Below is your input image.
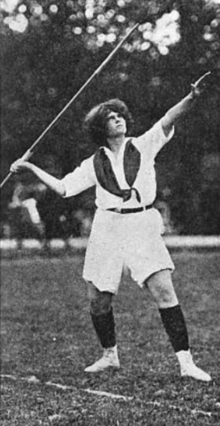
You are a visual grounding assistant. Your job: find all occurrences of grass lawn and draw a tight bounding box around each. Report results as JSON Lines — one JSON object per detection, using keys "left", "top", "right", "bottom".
{"left": 1, "top": 250, "right": 220, "bottom": 425}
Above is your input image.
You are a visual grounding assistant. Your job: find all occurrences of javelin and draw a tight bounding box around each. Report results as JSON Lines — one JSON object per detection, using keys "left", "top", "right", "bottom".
{"left": 0, "top": 3, "right": 174, "bottom": 189}
{"left": 0, "top": 24, "right": 140, "bottom": 189}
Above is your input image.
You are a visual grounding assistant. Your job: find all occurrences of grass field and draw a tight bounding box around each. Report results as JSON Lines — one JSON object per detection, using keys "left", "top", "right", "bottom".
{"left": 1, "top": 250, "right": 220, "bottom": 425}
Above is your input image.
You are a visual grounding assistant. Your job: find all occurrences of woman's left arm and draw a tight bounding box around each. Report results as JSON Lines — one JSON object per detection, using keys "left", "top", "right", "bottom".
{"left": 162, "top": 72, "right": 210, "bottom": 137}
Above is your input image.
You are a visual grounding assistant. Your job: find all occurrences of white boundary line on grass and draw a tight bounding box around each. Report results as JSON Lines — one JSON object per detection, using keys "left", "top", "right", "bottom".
{"left": 84, "top": 388, "right": 133, "bottom": 401}
{"left": 1, "top": 374, "right": 17, "bottom": 380}
{"left": 143, "top": 401, "right": 212, "bottom": 417}
{"left": 45, "top": 380, "right": 73, "bottom": 391}
{"left": 0, "top": 374, "right": 216, "bottom": 417}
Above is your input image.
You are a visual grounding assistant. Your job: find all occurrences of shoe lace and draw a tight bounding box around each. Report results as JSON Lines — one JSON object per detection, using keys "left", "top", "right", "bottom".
{"left": 104, "top": 348, "right": 114, "bottom": 359}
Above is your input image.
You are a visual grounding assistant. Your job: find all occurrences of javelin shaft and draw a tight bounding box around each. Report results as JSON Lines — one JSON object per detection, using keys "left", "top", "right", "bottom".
{"left": 27, "top": 22, "right": 139, "bottom": 154}
{"left": 0, "top": 23, "right": 139, "bottom": 190}
{"left": 0, "top": 172, "right": 13, "bottom": 189}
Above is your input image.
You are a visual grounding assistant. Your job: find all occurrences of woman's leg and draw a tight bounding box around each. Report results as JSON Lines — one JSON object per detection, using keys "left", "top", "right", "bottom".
{"left": 88, "top": 281, "right": 115, "bottom": 348}
{"left": 145, "top": 269, "right": 189, "bottom": 353}
{"left": 144, "top": 269, "right": 211, "bottom": 381}
{"left": 85, "top": 281, "right": 119, "bottom": 372}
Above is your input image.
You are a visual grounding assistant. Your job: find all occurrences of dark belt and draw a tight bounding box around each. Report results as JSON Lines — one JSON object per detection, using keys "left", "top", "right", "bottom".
{"left": 107, "top": 204, "right": 154, "bottom": 214}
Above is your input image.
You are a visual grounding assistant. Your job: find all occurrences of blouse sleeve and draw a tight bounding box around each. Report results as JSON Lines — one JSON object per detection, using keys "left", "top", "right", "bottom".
{"left": 61, "top": 155, "right": 96, "bottom": 198}
{"left": 134, "top": 119, "right": 175, "bottom": 159}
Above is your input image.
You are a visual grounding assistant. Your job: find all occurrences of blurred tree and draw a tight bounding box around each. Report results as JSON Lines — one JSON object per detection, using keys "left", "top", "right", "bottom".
{"left": 1, "top": 0, "right": 220, "bottom": 235}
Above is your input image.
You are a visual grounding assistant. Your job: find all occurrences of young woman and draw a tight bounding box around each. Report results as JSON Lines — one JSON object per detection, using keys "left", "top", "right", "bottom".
{"left": 11, "top": 81, "right": 211, "bottom": 381}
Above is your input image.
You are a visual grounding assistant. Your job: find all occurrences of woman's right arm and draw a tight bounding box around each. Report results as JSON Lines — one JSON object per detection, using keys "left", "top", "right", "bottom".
{"left": 10, "top": 159, "right": 66, "bottom": 197}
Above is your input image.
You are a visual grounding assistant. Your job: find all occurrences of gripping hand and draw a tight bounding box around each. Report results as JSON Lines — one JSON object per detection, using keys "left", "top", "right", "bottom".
{"left": 191, "top": 71, "right": 211, "bottom": 97}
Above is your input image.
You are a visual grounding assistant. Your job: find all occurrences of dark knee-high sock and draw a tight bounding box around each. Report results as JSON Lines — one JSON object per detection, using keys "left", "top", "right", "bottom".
{"left": 159, "top": 304, "right": 189, "bottom": 352}
{"left": 91, "top": 307, "right": 116, "bottom": 349}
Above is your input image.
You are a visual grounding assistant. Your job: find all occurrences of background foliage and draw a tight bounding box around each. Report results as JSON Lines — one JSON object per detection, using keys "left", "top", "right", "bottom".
{"left": 1, "top": 0, "right": 220, "bottom": 235}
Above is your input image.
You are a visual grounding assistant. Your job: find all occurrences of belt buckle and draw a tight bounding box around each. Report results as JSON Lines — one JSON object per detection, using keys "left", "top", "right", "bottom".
{"left": 115, "top": 207, "right": 122, "bottom": 213}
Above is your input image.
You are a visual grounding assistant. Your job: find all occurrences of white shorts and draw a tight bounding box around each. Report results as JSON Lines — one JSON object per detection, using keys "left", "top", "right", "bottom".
{"left": 83, "top": 208, "right": 174, "bottom": 294}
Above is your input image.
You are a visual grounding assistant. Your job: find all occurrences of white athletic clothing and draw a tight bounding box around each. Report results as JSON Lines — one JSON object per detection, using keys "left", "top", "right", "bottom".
{"left": 83, "top": 208, "right": 174, "bottom": 293}
{"left": 61, "top": 118, "right": 175, "bottom": 292}
{"left": 62, "top": 120, "right": 174, "bottom": 209}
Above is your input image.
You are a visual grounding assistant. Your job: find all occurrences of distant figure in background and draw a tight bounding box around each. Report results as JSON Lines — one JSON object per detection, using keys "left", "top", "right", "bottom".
{"left": 155, "top": 187, "right": 175, "bottom": 234}
{"left": 74, "top": 209, "right": 93, "bottom": 237}
{"left": 37, "top": 188, "right": 68, "bottom": 243}
{"left": 10, "top": 76, "right": 212, "bottom": 382}
{"left": 36, "top": 154, "right": 72, "bottom": 245}
{"left": 8, "top": 181, "right": 45, "bottom": 246}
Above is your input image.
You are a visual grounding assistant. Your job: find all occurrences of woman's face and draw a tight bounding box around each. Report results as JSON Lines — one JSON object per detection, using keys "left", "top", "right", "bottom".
{"left": 105, "top": 111, "right": 127, "bottom": 138}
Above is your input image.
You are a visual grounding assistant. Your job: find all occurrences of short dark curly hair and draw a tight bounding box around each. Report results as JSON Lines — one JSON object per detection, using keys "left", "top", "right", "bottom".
{"left": 83, "top": 98, "right": 133, "bottom": 147}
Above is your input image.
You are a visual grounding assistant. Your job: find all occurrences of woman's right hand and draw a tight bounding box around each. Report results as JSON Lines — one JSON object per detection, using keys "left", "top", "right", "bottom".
{"left": 10, "top": 159, "right": 32, "bottom": 174}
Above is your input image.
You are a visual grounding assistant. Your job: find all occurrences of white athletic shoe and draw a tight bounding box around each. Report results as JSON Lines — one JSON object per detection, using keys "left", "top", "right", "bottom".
{"left": 176, "top": 350, "right": 212, "bottom": 382}
{"left": 84, "top": 345, "right": 120, "bottom": 373}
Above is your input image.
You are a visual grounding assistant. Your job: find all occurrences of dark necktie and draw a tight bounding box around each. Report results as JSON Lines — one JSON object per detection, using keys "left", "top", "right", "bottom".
{"left": 93, "top": 139, "right": 141, "bottom": 203}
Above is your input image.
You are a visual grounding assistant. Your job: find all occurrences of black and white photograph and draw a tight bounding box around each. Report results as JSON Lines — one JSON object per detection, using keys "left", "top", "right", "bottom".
{"left": 1, "top": 1, "right": 220, "bottom": 425}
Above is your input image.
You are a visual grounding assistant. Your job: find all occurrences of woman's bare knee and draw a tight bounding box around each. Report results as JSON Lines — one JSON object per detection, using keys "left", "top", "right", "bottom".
{"left": 87, "top": 281, "right": 113, "bottom": 315}
{"left": 145, "top": 270, "right": 179, "bottom": 308}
